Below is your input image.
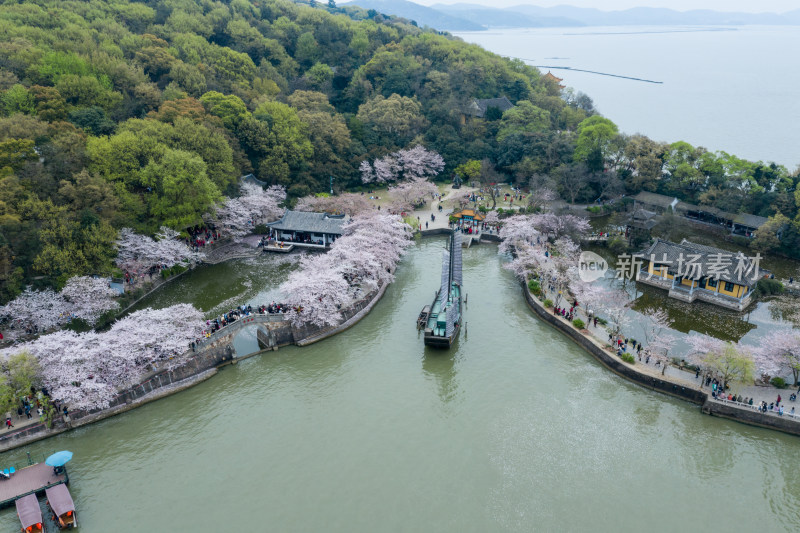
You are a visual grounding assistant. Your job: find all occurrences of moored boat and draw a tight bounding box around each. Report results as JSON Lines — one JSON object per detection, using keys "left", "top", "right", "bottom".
{"left": 15, "top": 494, "right": 44, "bottom": 533}
{"left": 46, "top": 483, "right": 77, "bottom": 529}
{"left": 422, "top": 231, "right": 463, "bottom": 348}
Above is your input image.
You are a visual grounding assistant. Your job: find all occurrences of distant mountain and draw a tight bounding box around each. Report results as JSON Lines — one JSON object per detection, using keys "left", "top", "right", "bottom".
{"left": 431, "top": 3, "right": 583, "bottom": 28}
{"left": 507, "top": 4, "right": 795, "bottom": 26}
{"left": 343, "top": 0, "right": 800, "bottom": 30}
{"left": 339, "top": 0, "right": 482, "bottom": 30}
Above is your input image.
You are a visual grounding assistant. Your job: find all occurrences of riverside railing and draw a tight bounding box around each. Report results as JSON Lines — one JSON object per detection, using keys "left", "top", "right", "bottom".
{"left": 194, "top": 312, "right": 289, "bottom": 350}
{"left": 710, "top": 396, "right": 800, "bottom": 421}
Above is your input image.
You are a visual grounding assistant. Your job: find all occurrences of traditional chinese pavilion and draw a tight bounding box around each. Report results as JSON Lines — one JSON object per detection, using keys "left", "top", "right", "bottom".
{"left": 543, "top": 71, "right": 565, "bottom": 89}
{"left": 267, "top": 210, "right": 348, "bottom": 247}
{"left": 451, "top": 208, "right": 485, "bottom": 222}
{"left": 636, "top": 238, "right": 766, "bottom": 311}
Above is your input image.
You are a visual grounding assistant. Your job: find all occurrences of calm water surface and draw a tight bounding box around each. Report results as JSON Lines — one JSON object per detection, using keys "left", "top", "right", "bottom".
{"left": 454, "top": 26, "right": 800, "bottom": 169}
{"left": 2, "top": 239, "right": 799, "bottom": 531}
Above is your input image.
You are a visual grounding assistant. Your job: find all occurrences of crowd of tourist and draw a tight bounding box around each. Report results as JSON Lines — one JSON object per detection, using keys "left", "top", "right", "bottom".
{"left": 186, "top": 225, "right": 220, "bottom": 250}
{"left": 194, "top": 302, "right": 293, "bottom": 343}
{"left": 4, "top": 389, "right": 70, "bottom": 431}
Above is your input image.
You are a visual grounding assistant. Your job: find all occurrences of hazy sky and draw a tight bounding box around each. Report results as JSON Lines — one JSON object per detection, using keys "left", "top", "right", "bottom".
{"left": 417, "top": 1, "right": 797, "bottom": 13}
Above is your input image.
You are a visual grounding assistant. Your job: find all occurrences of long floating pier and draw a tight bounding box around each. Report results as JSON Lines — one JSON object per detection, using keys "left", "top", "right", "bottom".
{"left": 0, "top": 462, "right": 67, "bottom": 509}
{"left": 504, "top": 56, "right": 664, "bottom": 84}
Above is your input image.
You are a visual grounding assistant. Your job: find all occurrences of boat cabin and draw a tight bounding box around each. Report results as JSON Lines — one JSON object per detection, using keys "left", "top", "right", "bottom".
{"left": 15, "top": 494, "right": 43, "bottom": 533}
{"left": 46, "top": 484, "right": 77, "bottom": 529}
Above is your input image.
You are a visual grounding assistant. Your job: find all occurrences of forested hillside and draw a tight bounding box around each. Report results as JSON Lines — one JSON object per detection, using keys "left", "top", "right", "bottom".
{"left": 0, "top": 0, "right": 798, "bottom": 303}
{"left": 0, "top": 0, "right": 563, "bottom": 299}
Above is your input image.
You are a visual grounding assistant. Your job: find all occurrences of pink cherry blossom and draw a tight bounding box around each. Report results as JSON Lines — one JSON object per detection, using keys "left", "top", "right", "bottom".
{"left": 361, "top": 146, "right": 445, "bottom": 184}
{"left": 388, "top": 177, "right": 438, "bottom": 212}
{"left": 212, "top": 182, "right": 286, "bottom": 241}
{"left": 754, "top": 329, "right": 800, "bottom": 384}
{"left": 0, "top": 276, "right": 120, "bottom": 342}
{"left": 393, "top": 145, "right": 445, "bottom": 179}
{"left": 295, "top": 193, "right": 374, "bottom": 216}
{"left": 1, "top": 304, "right": 205, "bottom": 410}
{"left": 115, "top": 227, "right": 204, "bottom": 274}
{"left": 280, "top": 211, "right": 412, "bottom": 326}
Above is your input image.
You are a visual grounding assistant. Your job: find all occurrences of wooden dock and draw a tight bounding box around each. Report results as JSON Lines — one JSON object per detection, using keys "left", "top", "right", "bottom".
{"left": 0, "top": 462, "right": 67, "bottom": 509}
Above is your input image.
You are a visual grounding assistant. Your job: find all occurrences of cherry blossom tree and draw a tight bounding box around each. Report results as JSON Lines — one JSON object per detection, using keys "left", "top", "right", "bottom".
{"left": 498, "top": 215, "right": 541, "bottom": 255}
{"left": 212, "top": 182, "right": 286, "bottom": 241}
{"left": 60, "top": 276, "right": 120, "bottom": 324}
{"left": 549, "top": 237, "right": 581, "bottom": 305}
{"left": 360, "top": 146, "right": 445, "bottom": 184}
{"left": 295, "top": 193, "right": 373, "bottom": 216}
{"left": 571, "top": 278, "right": 607, "bottom": 316}
{"left": 531, "top": 213, "right": 591, "bottom": 242}
{"left": 280, "top": 212, "right": 412, "bottom": 327}
{"left": 0, "top": 276, "right": 120, "bottom": 342}
{"left": 686, "top": 335, "right": 755, "bottom": 388}
{"left": 527, "top": 187, "right": 557, "bottom": 213}
{"left": 598, "top": 287, "right": 631, "bottom": 339}
{"left": 388, "top": 177, "right": 438, "bottom": 212}
{"left": 0, "top": 288, "right": 71, "bottom": 342}
{"left": 503, "top": 243, "right": 549, "bottom": 284}
{"left": 371, "top": 155, "right": 400, "bottom": 184}
{"left": 641, "top": 308, "right": 676, "bottom": 373}
{"left": 394, "top": 145, "right": 445, "bottom": 179}
{"left": 755, "top": 329, "right": 800, "bottom": 385}
{"left": 359, "top": 160, "right": 375, "bottom": 184}
{"left": 281, "top": 258, "right": 351, "bottom": 327}
{"left": 115, "top": 227, "right": 204, "bottom": 274}
{"left": 484, "top": 210, "right": 500, "bottom": 227}
{"left": 1, "top": 304, "right": 205, "bottom": 410}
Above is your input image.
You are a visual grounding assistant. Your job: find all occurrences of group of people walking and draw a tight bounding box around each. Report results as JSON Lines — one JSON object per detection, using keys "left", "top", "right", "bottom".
{"left": 196, "top": 302, "right": 292, "bottom": 342}
{"left": 186, "top": 225, "right": 220, "bottom": 250}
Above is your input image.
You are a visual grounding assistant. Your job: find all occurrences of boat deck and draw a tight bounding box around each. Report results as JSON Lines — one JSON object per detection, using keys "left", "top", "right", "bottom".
{"left": 425, "top": 284, "right": 461, "bottom": 337}
{"left": 0, "top": 463, "right": 67, "bottom": 509}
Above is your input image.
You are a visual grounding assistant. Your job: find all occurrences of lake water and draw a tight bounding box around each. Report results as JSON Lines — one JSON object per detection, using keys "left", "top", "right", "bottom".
{"left": 453, "top": 26, "right": 800, "bottom": 169}
{"left": 3, "top": 239, "right": 799, "bottom": 531}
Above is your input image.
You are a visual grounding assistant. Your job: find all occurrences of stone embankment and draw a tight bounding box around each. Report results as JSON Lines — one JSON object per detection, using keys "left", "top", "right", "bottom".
{"left": 520, "top": 281, "right": 800, "bottom": 437}
{"left": 0, "top": 281, "right": 390, "bottom": 453}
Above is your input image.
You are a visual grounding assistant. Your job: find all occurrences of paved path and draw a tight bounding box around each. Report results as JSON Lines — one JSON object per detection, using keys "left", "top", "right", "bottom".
{"left": 528, "top": 239, "right": 797, "bottom": 416}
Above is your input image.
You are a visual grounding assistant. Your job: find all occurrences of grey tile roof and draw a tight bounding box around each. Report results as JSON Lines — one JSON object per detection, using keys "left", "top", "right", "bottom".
{"left": 267, "top": 210, "right": 348, "bottom": 235}
{"left": 627, "top": 208, "right": 658, "bottom": 229}
{"left": 732, "top": 213, "right": 769, "bottom": 229}
{"left": 675, "top": 201, "right": 768, "bottom": 229}
{"left": 632, "top": 191, "right": 678, "bottom": 209}
{"left": 632, "top": 208, "right": 656, "bottom": 220}
{"left": 675, "top": 201, "right": 729, "bottom": 218}
{"left": 640, "top": 238, "right": 763, "bottom": 288}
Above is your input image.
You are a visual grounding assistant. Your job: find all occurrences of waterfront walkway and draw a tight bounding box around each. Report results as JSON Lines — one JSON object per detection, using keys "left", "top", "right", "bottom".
{"left": 538, "top": 279, "right": 800, "bottom": 424}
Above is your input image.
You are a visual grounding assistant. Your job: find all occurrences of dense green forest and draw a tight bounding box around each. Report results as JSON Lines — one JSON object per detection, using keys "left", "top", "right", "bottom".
{"left": 0, "top": 0, "right": 798, "bottom": 303}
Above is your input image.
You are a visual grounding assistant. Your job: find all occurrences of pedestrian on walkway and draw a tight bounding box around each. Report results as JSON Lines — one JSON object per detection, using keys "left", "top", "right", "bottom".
{"left": 5, "top": 415, "right": 13, "bottom": 430}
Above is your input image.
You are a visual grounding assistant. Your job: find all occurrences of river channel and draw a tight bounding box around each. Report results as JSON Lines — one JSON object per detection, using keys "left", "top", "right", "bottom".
{"left": 2, "top": 238, "right": 799, "bottom": 531}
